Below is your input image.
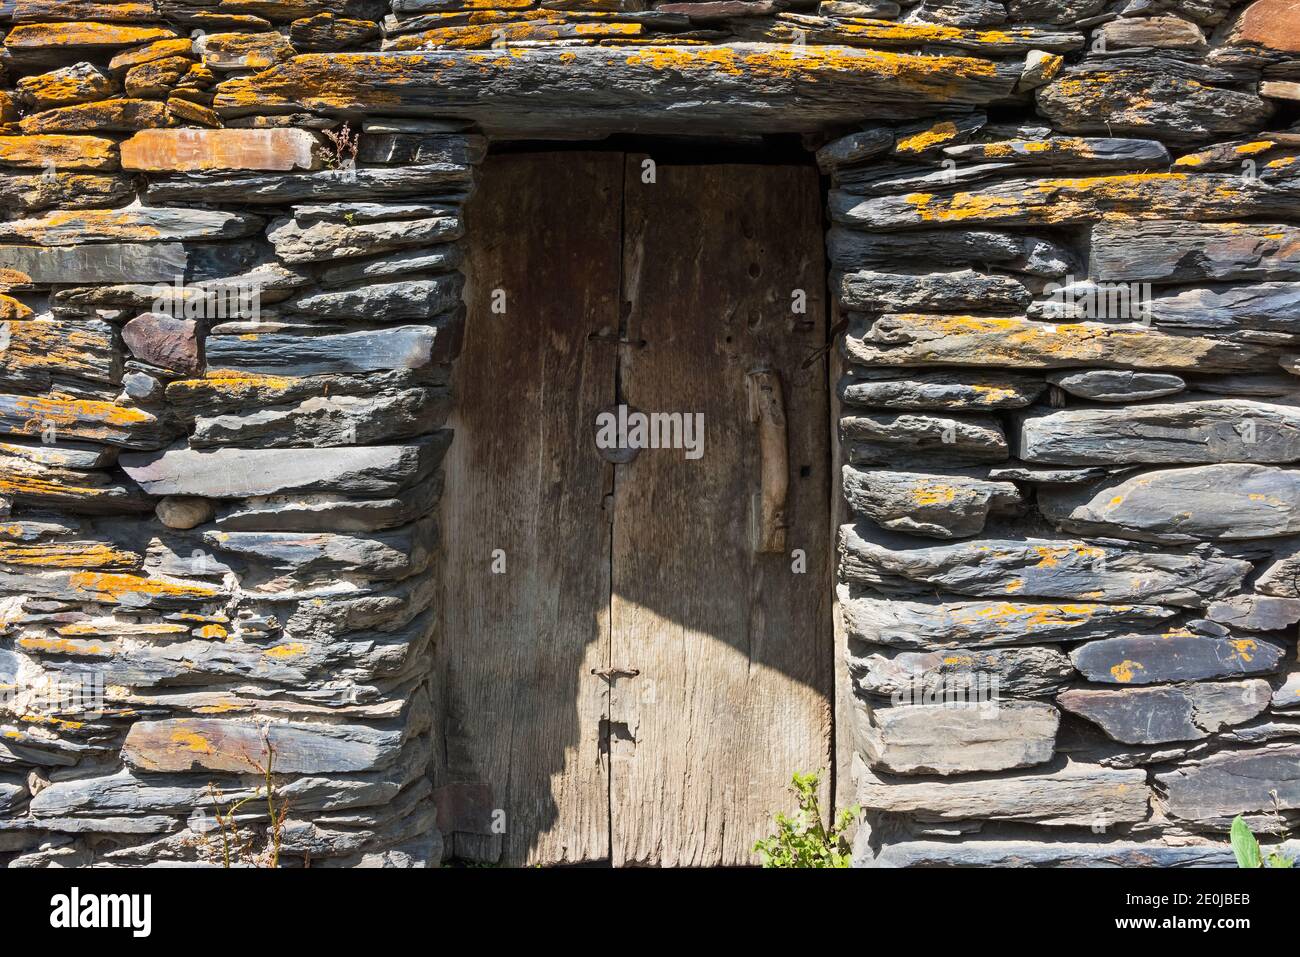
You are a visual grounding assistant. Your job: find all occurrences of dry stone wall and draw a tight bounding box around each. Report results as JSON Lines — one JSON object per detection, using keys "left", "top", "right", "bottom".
{"left": 0, "top": 0, "right": 1294, "bottom": 867}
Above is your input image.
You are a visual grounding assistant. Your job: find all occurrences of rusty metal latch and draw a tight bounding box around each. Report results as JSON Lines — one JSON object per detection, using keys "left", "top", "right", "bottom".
{"left": 592, "top": 666, "right": 641, "bottom": 680}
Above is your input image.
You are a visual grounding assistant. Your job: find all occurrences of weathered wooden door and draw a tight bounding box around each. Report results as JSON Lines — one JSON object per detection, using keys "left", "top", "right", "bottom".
{"left": 438, "top": 150, "right": 831, "bottom": 867}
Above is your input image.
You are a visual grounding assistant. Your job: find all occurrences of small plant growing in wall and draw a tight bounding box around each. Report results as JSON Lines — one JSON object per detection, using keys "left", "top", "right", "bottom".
{"left": 753, "top": 771, "right": 859, "bottom": 868}
{"left": 321, "top": 123, "right": 359, "bottom": 172}
{"left": 191, "top": 733, "right": 290, "bottom": 868}
{"left": 1230, "top": 815, "right": 1293, "bottom": 868}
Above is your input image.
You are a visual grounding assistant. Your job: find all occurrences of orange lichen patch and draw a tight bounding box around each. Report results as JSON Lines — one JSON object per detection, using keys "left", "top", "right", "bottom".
{"left": 4, "top": 22, "right": 178, "bottom": 50}
{"left": 962, "top": 601, "right": 1110, "bottom": 627}
{"left": 0, "top": 295, "right": 33, "bottom": 321}
{"left": 195, "top": 623, "right": 228, "bottom": 640}
{"left": 199, "top": 31, "right": 295, "bottom": 69}
{"left": 0, "top": 134, "right": 119, "bottom": 171}
{"left": 894, "top": 120, "right": 958, "bottom": 154}
{"left": 0, "top": 207, "right": 176, "bottom": 243}
{"left": 0, "top": 393, "right": 152, "bottom": 434}
{"left": 167, "top": 372, "right": 299, "bottom": 404}
{"left": 263, "top": 642, "right": 307, "bottom": 658}
{"left": 1004, "top": 578, "right": 1025, "bottom": 593}
{"left": 109, "top": 36, "right": 195, "bottom": 72}
{"left": 1229, "top": 638, "right": 1259, "bottom": 662}
{"left": 18, "top": 636, "right": 110, "bottom": 656}
{"left": 20, "top": 713, "right": 84, "bottom": 731}
{"left": 215, "top": 42, "right": 1012, "bottom": 117}
{"left": 0, "top": 319, "right": 118, "bottom": 386}
{"left": 67, "top": 571, "right": 222, "bottom": 604}
{"left": 57, "top": 620, "right": 187, "bottom": 636}
{"left": 170, "top": 727, "right": 213, "bottom": 755}
{"left": 194, "top": 701, "right": 242, "bottom": 714}
{"left": 0, "top": 540, "right": 140, "bottom": 570}
{"left": 18, "top": 98, "right": 169, "bottom": 134}
{"left": 387, "top": 18, "right": 640, "bottom": 50}
{"left": 1110, "top": 660, "right": 1143, "bottom": 683}
{"left": 969, "top": 383, "right": 1018, "bottom": 402}
{"left": 911, "top": 483, "right": 956, "bottom": 505}
{"left": 943, "top": 655, "right": 974, "bottom": 665}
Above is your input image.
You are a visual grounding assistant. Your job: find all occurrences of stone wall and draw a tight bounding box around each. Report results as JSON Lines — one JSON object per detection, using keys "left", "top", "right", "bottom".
{"left": 0, "top": 0, "right": 1295, "bottom": 867}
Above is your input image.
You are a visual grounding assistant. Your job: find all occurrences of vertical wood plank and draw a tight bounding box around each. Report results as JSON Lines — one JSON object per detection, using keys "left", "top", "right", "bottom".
{"left": 610, "top": 158, "right": 832, "bottom": 867}
{"left": 435, "top": 151, "right": 621, "bottom": 866}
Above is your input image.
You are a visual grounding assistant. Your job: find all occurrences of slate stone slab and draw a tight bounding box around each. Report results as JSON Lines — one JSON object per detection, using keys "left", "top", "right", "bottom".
{"left": 840, "top": 524, "right": 1251, "bottom": 606}
{"left": 0, "top": 393, "right": 171, "bottom": 450}
{"left": 1046, "top": 369, "right": 1185, "bottom": 402}
{"left": 120, "top": 435, "right": 450, "bottom": 498}
{"left": 0, "top": 243, "right": 189, "bottom": 284}
{"left": 842, "top": 468, "right": 1020, "bottom": 539}
{"left": 827, "top": 226, "right": 1072, "bottom": 277}
{"left": 1071, "top": 633, "right": 1288, "bottom": 685}
{"left": 838, "top": 367, "right": 1045, "bottom": 410}
{"left": 844, "top": 314, "right": 1278, "bottom": 373}
{"left": 0, "top": 569, "right": 223, "bottom": 608}
{"left": 1147, "top": 282, "right": 1300, "bottom": 335}
{"left": 1039, "top": 464, "right": 1300, "bottom": 542}
{"left": 841, "top": 410, "right": 1008, "bottom": 466}
{"left": 834, "top": 268, "right": 1031, "bottom": 312}
{"left": 1058, "top": 681, "right": 1272, "bottom": 744}
{"left": 1157, "top": 745, "right": 1300, "bottom": 822}
{"left": 1036, "top": 69, "right": 1273, "bottom": 142}
{"left": 1206, "top": 594, "right": 1300, "bottom": 631}
{"left": 203, "top": 325, "right": 450, "bottom": 376}
{"left": 145, "top": 162, "right": 474, "bottom": 203}
{"left": 357, "top": 132, "right": 486, "bottom": 166}
{"left": 1017, "top": 399, "right": 1300, "bottom": 466}
{"left": 943, "top": 135, "right": 1171, "bottom": 169}
{"left": 1091, "top": 221, "right": 1300, "bottom": 283}
{"left": 831, "top": 172, "right": 1300, "bottom": 230}
{"left": 840, "top": 589, "right": 1175, "bottom": 649}
{"left": 191, "top": 387, "right": 448, "bottom": 449}
{"left": 855, "top": 760, "right": 1150, "bottom": 825}
{"left": 215, "top": 470, "right": 444, "bottom": 534}
{"left": 120, "top": 128, "right": 324, "bottom": 172}
{"left": 268, "top": 212, "right": 463, "bottom": 263}
{"left": 863, "top": 838, "right": 1266, "bottom": 867}
{"left": 282, "top": 276, "right": 464, "bottom": 322}
{"left": 211, "top": 45, "right": 1024, "bottom": 135}
{"left": 123, "top": 717, "right": 405, "bottom": 774}
{"left": 848, "top": 643, "right": 1075, "bottom": 699}
{"left": 0, "top": 207, "right": 264, "bottom": 244}
{"left": 860, "top": 700, "right": 1060, "bottom": 775}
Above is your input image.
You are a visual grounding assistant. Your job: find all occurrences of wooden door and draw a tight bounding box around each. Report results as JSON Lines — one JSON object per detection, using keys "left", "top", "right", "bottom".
{"left": 439, "top": 150, "right": 831, "bottom": 867}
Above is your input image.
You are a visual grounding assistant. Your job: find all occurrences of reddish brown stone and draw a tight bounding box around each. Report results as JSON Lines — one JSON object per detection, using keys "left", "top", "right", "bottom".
{"left": 122, "top": 312, "right": 202, "bottom": 375}
{"left": 122, "top": 128, "right": 322, "bottom": 171}
{"left": 1231, "top": 0, "right": 1300, "bottom": 53}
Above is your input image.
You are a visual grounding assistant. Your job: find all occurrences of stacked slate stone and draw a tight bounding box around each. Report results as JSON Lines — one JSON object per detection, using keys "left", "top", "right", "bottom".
{"left": 0, "top": 0, "right": 1297, "bottom": 870}
{"left": 827, "top": 2, "right": 1300, "bottom": 866}
{"left": 0, "top": 1, "right": 478, "bottom": 867}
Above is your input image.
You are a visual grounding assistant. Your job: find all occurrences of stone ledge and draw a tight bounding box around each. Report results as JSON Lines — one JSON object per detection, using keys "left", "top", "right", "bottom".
{"left": 211, "top": 44, "right": 1024, "bottom": 135}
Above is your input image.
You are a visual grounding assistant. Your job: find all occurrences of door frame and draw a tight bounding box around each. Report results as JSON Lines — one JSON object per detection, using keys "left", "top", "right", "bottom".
{"left": 434, "top": 141, "right": 845, "bottom": 865}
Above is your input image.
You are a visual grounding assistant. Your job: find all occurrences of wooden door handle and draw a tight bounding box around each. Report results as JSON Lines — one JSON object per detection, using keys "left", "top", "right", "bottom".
{"left": 746, "top": 368, "right": 789, "bottom": 554}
